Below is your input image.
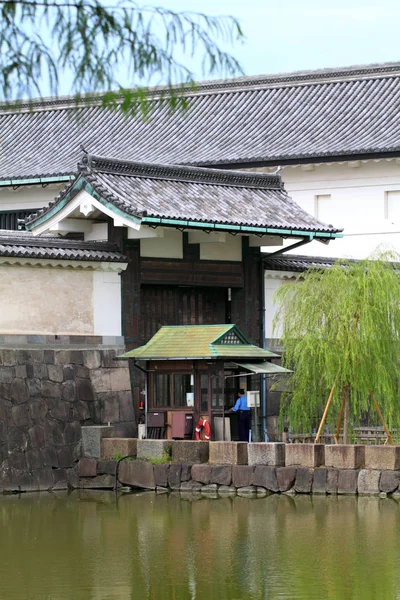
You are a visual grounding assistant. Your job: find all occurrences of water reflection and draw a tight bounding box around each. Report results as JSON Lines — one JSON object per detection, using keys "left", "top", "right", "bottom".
{"left": 0, "top": 492, "right": 399, "bottom": 599}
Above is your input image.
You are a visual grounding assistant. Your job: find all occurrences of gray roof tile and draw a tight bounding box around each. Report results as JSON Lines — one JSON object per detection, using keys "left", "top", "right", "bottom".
{"left": 2, "top": 62, "right": 400, "bottom": 180}
{"left": 25, "top": 155, "right": 342, "bottom": 235}
{"left": 0, "top": 229, "right": 126, "bottom": 262}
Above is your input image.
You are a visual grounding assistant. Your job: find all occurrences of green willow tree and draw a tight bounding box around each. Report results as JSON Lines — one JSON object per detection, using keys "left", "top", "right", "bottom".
{"left": 273, "top": 252, "right": 400, "bottom": 441}
{"left": 0, "top": 0, "right": 243, "bottom": 111}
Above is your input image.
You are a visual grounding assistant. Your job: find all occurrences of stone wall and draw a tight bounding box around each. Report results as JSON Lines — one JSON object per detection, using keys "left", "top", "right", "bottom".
{"left": 75, "top": 441, "right": 400, "bottom": 497}
{"left": 78, "top": 458, "right": 400, "bottom": 497}
{"left": 0, "top": 345, "right": 134, "bottom": 492}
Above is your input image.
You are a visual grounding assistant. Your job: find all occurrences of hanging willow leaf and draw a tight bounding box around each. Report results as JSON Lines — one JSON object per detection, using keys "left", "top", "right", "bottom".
{"left": 273, "top": 251, "right": 400, "bottom": 434}
{"left": 0, "top": 0, "right": 243, "bottom": 112}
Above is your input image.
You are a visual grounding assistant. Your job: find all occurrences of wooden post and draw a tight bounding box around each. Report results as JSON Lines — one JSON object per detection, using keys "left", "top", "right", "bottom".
{"left": 369, "top": 390, "right": 394, "bottom": 446}
{"left": 334, "top": 386, "right": 347, "bottom": 444}
{"left": 343, "top": 386, "right": 350, "bottom": 444}
{"left": 315, "top": 381, "right": 336, "bottom": 443}
{"left": 343, "top": 397, "right": 349, "bottom": 444}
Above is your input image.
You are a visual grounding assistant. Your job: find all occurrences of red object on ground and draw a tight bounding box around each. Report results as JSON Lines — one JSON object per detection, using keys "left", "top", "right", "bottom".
{"left": 194, "top": 419, "right": 211, "bottom": 441}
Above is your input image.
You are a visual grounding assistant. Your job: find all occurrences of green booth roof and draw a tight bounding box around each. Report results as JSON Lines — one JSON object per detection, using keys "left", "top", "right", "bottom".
{"left": 118, "top": 324, "right": 279, "bottom": 361}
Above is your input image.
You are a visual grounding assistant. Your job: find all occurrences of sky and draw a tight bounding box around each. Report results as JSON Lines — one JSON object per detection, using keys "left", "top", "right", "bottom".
{"left": 161, "top": 0, "right": 400, "bottom": 79}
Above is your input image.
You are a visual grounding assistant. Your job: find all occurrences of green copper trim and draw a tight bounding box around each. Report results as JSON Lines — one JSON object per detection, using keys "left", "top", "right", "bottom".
{"left": 0, "top": 175, "right": 74, "bottom": 187}
{"left": 142, "top": 217, "right": 342, "bottom": 238}
{"left": 25, "top": 177, "right": 141, "bottom": 230}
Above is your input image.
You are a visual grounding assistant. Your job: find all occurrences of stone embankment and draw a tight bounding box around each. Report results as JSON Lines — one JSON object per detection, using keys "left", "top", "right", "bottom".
{"left": 76, "top": 440, "right": 400, "bottom": 497}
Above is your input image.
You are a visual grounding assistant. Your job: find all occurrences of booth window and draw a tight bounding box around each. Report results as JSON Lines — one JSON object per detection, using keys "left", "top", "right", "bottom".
{"left": 211, "top": 374, "right": 224, "bottom": 408}
{"left": 153, "top": 373, "right": 193, "bottom": 408}
{"left": 200, "top": 374, "right": 208, "bottom": 413}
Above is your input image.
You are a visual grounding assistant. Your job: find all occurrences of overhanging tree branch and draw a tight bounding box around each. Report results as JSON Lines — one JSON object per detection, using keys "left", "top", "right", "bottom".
{"left": 0, "top": 0, "right": 244, "bottom": 111}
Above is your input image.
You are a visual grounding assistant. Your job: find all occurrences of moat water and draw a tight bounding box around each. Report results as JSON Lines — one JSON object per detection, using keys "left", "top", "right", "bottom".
{"left": 0, "top": 491, "right": 399, "bottom": 599}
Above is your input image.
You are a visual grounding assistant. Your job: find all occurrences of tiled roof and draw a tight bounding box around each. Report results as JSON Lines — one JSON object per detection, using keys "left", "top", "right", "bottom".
{"left": 263, "top": 253, "right": 351, "bottom": 272}
{"left": 25, "top": 155, "right": 342, "bottom": 236}
{"left": 119, "top": 324, "right": 279, "bottom": 360}
{"left": 0, "top": 229, "right": 126, "bottom": 262}
{"left": 2, "top": 62, "right": 400, "bottom": 181}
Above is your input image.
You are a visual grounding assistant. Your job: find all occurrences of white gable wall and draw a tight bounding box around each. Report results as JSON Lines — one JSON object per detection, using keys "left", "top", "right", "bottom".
{"left": 280, "top": 158, "right": 400, "bottom": 259}
{"left": 0, "top": 183, "right": 66, "bottom": 212}
{"left": 0, "top": 262, "right": 124, "bottom": 336}
{"left": 262, "top": 158, "right": 400, "bottom": 343}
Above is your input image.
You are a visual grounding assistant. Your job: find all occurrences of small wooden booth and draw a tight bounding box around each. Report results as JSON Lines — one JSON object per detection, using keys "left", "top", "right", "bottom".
{"left": 119, "top": 324, "right": 289, "bottom": 440}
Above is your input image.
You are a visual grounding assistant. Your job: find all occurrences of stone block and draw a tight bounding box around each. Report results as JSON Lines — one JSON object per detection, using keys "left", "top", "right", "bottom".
{"left": 211, "top": 465, "right": 232, "bottom": 486}
{"left": 364, "top": 446, "right": 400, "bottom": 470}
{"left": 76, "top": 378, "right": 94, "bottom": 402}
{"left": 191, "top": 464, "right": 212, "bottom": 484}
{"left": 232, "top": 465, "right": 254, "bottom": 487}
{"left": 119, "top": 460, "right": 155, "bottom": 489}
{"left": 168, "top": 463, "right": 182, "bottom": 490}
{"left": 12, "top": 404, "right": 29, "bottom": 428}
{"left": 209, "top": 442, "right": 248, "bottom": 465}
{"left": 276, "top": 466, "right": 296, "bottom": 492}
{"left": 78, "top": 457, "right": 97, "bottom": 477}
{"left": 181, "top": 464, "right": 191, "bottom": 482}
{"left": 110, "top": 368, "right": 131, "bottom": 392}
{"left": 104, "top": 395, "right": 120, "bottom": 424}
{"left": 64, "top": 422, "right": 81, "bottom": 445}
{"left": 101, "top": 438, "right": 137, "bottom": 460}
{"left": 358, "top": 469, "right": 381, "bottom": 495}
{"left": 285, "top": 444, "right": 325, "bottom": 468}
{"left": 327, "top": 469, "right": 339, "bottom": 494}
{"left": 82, "top": 425, "right": 114, "bottom": 458}
{"left": 201, "top": 483, "right": 218, "bottom": 495}
{"left": 253, "top": 466, "right": 279, "bottom": 492}
{"left": 180, "top": 480, "right": 203, "bottom": 492}
{"left": 313, "top": 468, "right": 327, "bottom": 494}
{"left": 325, "top": 445, "right": 365, "bottom": 469}
{"left": 72, "top": 401, "right": 91, "bottom": 421}
{"left": 119, "top": 391, "right": 135, "bottom": 422}
{"left": 42, "top": 446, "right": 59, "bottom": 468}
{"left": 57, "top": 447, "right": 74, "bottom": 468}
{"left": 338, "top": 469, "right": 359, "bottom": 494}
{"left": 90, "top": 369, "right": 111, "bottom": 393}
{"left": 67, "top": 466, "right": 79, "bottom": 489}
{"left": 379, "top": 470, "right": 400, "bottom": 493}
{"left": 136, "top": 440, "right": 171, "bottom": 461}
{"left": 41, "top": 381, "right": 61, "bottom": 399}
{"left": 83, "top": 350, "right": 102, "bottom": 370}
{"left": 10, "top": 379, "right": 29, "bottom": 404}
{"left": 47, "top": 365, "right": 64, "bottom": 383}
{"left": 113, "top": 422, "right": 136, "bottom": 438}
{"left": 36, "top": 468, "right": 55, "bottom": 491}
{"left": 97, "top": 460, "right": 117, "bottom": 476}
{"left": 154, "top": 464, "right": 169, "bottom": 487}
{"left": 29, "top": 400, "right": 48, "bottom": 421}
{"left": 248, "top": 442, "right": 285, "bottom": 466}
{"left": 171, "top": 441, "right": 209, "bottom": 464}
{"left": 218, "top": 485, "right": 237, "bottom": 495}
{"left": 237, "top": 486, "right": 257, "bottom": 497}
{"left": 50, "top": 401, "right": 70, "bottom": 422}
{"left": 294, "top": 468, "right": 314, "bottom": 493}
{"left": 62, "top": 381, "right": 77, "bottom": 402}
{"left": 82, "top": 474, "right": 114, "bottom": 489}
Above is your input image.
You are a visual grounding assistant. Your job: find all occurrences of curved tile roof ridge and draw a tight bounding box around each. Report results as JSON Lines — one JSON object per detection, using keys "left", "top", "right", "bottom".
{"left": 80, "top": 154, "right": 283, "bottom": 189}
{"left": 3, "top": 61, "right": 400, "bottom": 113}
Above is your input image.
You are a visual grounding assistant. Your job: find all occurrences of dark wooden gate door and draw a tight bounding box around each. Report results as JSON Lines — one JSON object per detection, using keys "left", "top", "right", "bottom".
{"left": 140, "top": 285, "right": 228, "bottom": 343}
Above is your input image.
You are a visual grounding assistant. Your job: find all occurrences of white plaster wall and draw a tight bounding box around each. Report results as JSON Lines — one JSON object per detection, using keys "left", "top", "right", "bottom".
{"left": 0, "top": 264, "right": 94, "bottom": 334}
{"left": 140, "top": 228, "right": 183, "bottom": 259}
{"left": 265, "top": 273, "right": 297, "bottom": 339}
{"left": 279, "top": 159, "right": 400, "bottom": 259}
{"left": 0, "top": 184, "right": 65, "bottom": 212}
{"left": 93, "top": 271, "right": 122, "bottom": 336}
{"left": 199, "top": 235, "right": 242, "bottom": 261}
{"left": 0, "top": 264, "right": 123, "bottom": 336}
